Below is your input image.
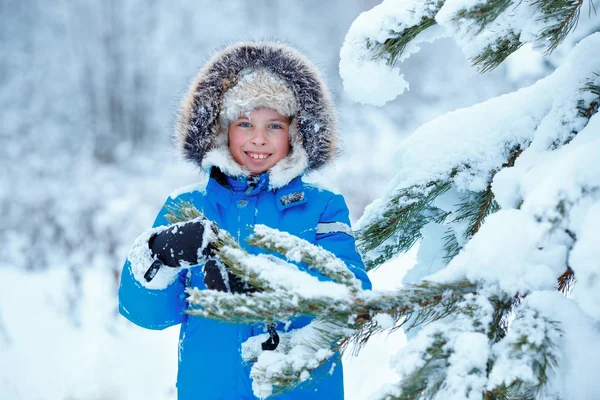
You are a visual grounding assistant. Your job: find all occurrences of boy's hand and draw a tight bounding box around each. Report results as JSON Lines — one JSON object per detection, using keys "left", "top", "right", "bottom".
{"left": 149, "top": 219, "right": 216, "bottom": 268}
{"left": 203, "top": 260, "right": 259, "bottom": 294}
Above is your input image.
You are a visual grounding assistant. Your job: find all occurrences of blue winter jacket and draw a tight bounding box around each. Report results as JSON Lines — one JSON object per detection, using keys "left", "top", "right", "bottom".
{"left": 118, "top": 170, "right": 371, "bottom": 399}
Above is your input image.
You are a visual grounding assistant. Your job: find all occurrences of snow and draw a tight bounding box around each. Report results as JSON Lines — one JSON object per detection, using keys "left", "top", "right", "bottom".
{"left": 342, "top": 4, "right": 600, "bottom": 398}
{"left": 217, "top": 246, "right": 353, "bottom": 300}
{"left": 443, "top": 332, "right": 489, "bottom": 400}
{"left": 340, "top": 0, "right": 450, "bottom": 105}
{"left": 569, "top": 202, "right": 600, "bottom": 321}
{"left": 0, "top": 267, "right": 178, "bottom": 400}
{"left": 168, "top": 177, "right": 209, "bottom": 199}
{"left": 6, "top": 1, "right": 599, "bottom": 399}
{"left": 251, "top": 224, "right": 363, "bottom": 290}
{"left": 431, "top": 209, "right": 566, "bottom": 294}
{"left": 436, "top": 0, "right": 568, "bottom": 64}
{"left": 242, "top": 320, "right": 338, "bottom": 399}
{"left": 372, "top": 313, "right": 395, "bottom": 329}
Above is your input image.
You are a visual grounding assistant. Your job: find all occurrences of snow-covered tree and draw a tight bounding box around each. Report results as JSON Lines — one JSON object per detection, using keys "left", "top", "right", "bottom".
{"left": 181, "top": 1, "right": 600, "bottom": 399}
{"left": 344, "top": 1, "right": 600, "bottom": 399}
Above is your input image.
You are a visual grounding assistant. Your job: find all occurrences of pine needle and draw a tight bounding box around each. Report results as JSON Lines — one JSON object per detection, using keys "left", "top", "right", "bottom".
{"left": 164, "top": 199, "right": 202, "bottom": 224}
{"left": 453, "top": 0, "right": 512, "bottom": 34}
{"left": 369, "top": 16, "right": 438, "bottom": 67}
{"left": 471, "top": 32, "right": 523, "bottom": 73}
{"left": 557, "top": 266, "right": 575, "bottom": 295}
{"left": 533, "top": 0, "right": 586, "bottom": 55}
{"left": 357, "top": 181, "right": 451, "bottom": 270}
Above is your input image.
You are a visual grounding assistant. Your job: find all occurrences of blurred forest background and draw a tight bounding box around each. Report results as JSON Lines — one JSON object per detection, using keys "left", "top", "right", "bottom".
{"left": 0, "top": 0, "right": 565, "bottom": 398}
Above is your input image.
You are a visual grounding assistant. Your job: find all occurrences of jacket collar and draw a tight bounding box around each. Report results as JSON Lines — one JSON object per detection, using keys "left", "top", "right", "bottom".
{"left": 225, "top": 173, "right": 269, "bottom": 195}
{"left": 207, "top": 167, "right": 306, "bottom": 209}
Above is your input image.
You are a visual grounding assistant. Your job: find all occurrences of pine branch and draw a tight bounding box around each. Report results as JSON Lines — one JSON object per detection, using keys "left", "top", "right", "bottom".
{"left": 363, "top": 0, "right": 443, "bottom": 66}
{"left": 188, "top": 279, "right": 478, "bottom": 334}
{"left": 386, "top": 332, "right": 451, "bottom": 400}
{"left": 471, "top": 32, "right": 523, "bottom": 73}
{"left": 163, "top": 199, "right": 202, "bottom": 224}
{"left": 357, "top": 181, "right": 451, "bottom": 270}
{"left": 186, "top": 289, "right": 352, "bottom": 323}
{"left": 379, "top": 291, "right": 496, "bottom": 400}
{"left": 485, "top": 387, "right": 536, "bottom": 400}
{"left": 577, "top": 71, "right": 600, "bottom": 119}
{"left": 453, "top": 0, "right": 512, "bottom": 34}
{"left": 363, "top": 206, "right": 449, "bottom": 271}
{"left": 487, "top": 295, "right": 520, "bottom": 343}
{"left": 369, "top": 16, "right": 438, "bottom": 67}
{"left": 454, "top": 188, "right": 501, "bottom": 238}
{"left": 188, "top": 278, "right": 479, "bottom": 398}
{"left": 442, "top": 187, "right": 500, "bottom": 263}
{"left": 488, "top": 308, "right": 563, "bottom": 398}
{"left": 248, "top": 225, "right": 362, "bottom": 290}
{"left": 349, "top": 280, "right": 479, "bottom": 352}
{"left": 459, "top": 146, "right": 520, "bottom": 236}
{"left": 444, "top": 145, "right": 521, "bottom": 261}
{"left": 442, "top": 226, "right": 461, "bottom": 263}
{"left": 533, "top": 0, "right": 586, "bottom": 55}
{"left": 249, "top": 321, "right": 348, "bottom": 398}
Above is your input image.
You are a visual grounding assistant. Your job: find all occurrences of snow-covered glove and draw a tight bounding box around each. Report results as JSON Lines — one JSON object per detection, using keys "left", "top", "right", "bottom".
{"left": 149, "top": 218, "right": 216, "bottom": 268}
{"left": 203, "top": 259, "right": 259, "bottom": 294}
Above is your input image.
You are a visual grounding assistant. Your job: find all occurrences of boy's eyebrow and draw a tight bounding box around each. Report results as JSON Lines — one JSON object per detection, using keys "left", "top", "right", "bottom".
{"left": 269, "top": 117, "right": 290, "bottom": 123}
{"left": 234, "top": 115, "right": 290, "bottom": 123}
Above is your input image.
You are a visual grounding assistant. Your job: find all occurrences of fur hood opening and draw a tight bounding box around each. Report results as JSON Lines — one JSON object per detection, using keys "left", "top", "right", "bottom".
{"left": 175, "top": 41, "right": 338, "bottom": 188}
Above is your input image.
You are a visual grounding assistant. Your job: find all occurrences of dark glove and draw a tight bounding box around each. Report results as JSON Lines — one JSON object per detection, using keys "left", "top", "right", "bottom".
{"left": 149, "top": 219, "right": 216, "bottom": 268}
{"left": 203, "top": 259, "right": 259, "bottom": 294}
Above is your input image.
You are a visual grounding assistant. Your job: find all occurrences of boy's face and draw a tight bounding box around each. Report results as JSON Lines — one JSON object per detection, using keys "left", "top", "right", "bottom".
{"left": 228, "top": 107, "right": 291, "bottom": 175}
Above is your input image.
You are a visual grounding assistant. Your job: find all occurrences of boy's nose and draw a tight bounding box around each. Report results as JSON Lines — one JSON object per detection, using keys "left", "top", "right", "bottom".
{"left": 250, "top": 129, "right": 267, "bottom": 146}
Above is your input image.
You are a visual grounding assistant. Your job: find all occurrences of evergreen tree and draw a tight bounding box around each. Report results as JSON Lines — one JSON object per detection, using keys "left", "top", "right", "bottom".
{"left": 173, "top": 1, "right": 600, "bottom": 398}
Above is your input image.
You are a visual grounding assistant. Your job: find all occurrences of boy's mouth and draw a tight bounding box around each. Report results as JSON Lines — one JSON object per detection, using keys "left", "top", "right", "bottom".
{"left": 245, "top": 152, "right": 271, "bottom": 160}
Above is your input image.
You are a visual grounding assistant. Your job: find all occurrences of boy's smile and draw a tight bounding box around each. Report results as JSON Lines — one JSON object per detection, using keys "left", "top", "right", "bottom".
{"left": 228, "top": 108, "right": 291, "bottom": 175}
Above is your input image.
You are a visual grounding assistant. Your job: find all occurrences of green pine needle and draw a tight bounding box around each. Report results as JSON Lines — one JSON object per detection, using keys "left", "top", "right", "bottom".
{"left": 368, "top": 16, "right": 438, "bottom": 67}
{"left": 577, "top": 72, "right": 600, "bottom": 119}
{"left": 471, "top": 32, "right": 523, "bottom": 73}
{"left": 357, "top": 181, "right": 451, "bottom": 270}
{"left": 533, "top": 0, "right": 588, "bottom": 55}
{"left": 454, "top": 188, "right": 501, "bottom": 238}
{"left": 453, "top": 0, "right": 512, "bottom": 34}
{"left": 164, "top": 199, "right": 202, "bottom": 224}
{"left": 388, "top": 332, "right": 451, "bottom": 400}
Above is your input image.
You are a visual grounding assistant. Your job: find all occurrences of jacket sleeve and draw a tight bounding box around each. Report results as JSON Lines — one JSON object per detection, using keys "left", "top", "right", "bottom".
{"left": 118, "top": 196, "right": 189, "bottom": 330}
{"left": 314, "top": 193, "right": 372, "bottom": 290}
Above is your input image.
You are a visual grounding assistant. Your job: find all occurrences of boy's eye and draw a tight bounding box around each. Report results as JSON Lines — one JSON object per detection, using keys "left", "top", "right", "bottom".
{"left": 238, "top": 122, "right": 252, "bottom": 128}
{"left": 269, "top": 124, "right": 283, "bottom": 129}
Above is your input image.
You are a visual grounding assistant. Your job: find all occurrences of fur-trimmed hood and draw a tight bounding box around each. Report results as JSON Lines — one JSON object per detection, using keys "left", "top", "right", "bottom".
{"left": 175, "top": 41, "right": 338, "bottom": 188}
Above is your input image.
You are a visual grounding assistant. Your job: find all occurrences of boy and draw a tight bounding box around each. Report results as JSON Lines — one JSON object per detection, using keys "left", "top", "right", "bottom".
{"left": 118, "top": 41, "right": 371, "bottom": 399}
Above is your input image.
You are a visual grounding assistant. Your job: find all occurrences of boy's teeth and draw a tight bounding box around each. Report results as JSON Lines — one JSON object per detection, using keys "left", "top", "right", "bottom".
{"left": 250, "top": 154, "right": 267, "bottom": 159}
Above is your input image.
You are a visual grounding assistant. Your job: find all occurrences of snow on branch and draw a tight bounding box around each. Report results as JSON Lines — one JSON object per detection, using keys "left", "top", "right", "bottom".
{"left": 248, "top": 224, "right": 363, "bottom": 290}
{"left": 241, "top": 320, "right": 348, "bottom": 399}
{"left": 371, "top": 288, "right": 566, "bottom": 400}
{"left": 340, "top": 0, "right": 598, "bottom": 105}
{"left": 487, "top": 299, "right": 563, "bottom": 398}
{"left": 338, "top": 2, "right": 600, "bottom": 399}
{"left": 339, "top": 0, "right": 450, "bottom": 105}
{"left": 357, "top": 34, "right": 600, "bottom": 274}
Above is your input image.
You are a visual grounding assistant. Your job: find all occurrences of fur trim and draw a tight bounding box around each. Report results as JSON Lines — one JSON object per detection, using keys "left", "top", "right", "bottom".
{"left": 175, "top": 41, "right": 338, "bottom": 187}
